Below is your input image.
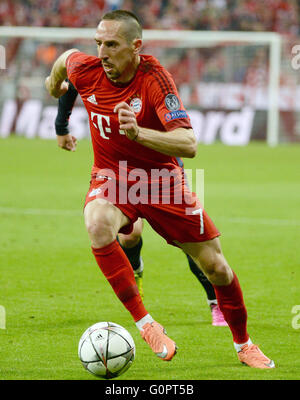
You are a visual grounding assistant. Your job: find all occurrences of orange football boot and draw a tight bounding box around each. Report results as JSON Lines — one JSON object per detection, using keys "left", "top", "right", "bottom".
{"left": 141, "top": 321, "right": 177, "bottom": 361}
{"left": 238, "top": 344, "right": 275, "bottom": 369}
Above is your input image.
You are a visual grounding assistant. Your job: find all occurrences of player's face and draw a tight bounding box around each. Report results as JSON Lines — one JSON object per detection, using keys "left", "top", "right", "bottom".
{"left": 95, "top": 20, "right": 140, "bottom": 83}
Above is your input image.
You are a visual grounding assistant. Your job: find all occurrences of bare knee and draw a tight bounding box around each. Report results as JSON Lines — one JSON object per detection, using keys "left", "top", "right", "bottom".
{"left": 85, "top": 216, "right": 115, "bottom": 247}
{"left": 179, "top": 238, "right": 233, "bottom": 286}
{"left": 84, "top": 201, "right": 126, "bottom": 248}
{"left": 118, "top": 218, "right": 143, "bottom": 248}
{"left": 204, "top": 258, "right": 233, "bottom": 286}
{"left": 119, "top": 231, "right": 142, "bottom": 248}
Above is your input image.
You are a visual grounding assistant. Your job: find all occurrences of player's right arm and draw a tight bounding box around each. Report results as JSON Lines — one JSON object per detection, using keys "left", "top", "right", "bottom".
{"left": 55, "top": 80, "right": 79, "bottom": 152}
{"left": 45, "top": 49, "right": 78, "bottom": 98}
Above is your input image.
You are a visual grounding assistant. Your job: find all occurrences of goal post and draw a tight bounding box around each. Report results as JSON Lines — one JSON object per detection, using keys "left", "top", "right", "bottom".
{"left": 0, "top": 27, "right": 285, "bottom": 145}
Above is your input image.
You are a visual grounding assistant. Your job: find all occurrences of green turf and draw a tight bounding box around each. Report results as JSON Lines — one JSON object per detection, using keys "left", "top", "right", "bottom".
{"left": 0, "top": 137, "right": 299, "bottom": 380}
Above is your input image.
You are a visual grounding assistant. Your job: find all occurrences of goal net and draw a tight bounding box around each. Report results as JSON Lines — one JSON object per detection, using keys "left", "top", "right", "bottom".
{"left": 0, "top": 27, "right": 299, "bottom": 145}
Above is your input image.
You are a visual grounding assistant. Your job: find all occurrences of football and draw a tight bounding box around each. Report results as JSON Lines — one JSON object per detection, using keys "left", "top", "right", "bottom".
{"left": 78, "top": 321, "right": 135, "bottom": 379}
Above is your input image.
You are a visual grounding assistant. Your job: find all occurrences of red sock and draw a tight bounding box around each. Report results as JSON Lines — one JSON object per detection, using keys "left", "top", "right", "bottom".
{"left": 92, "top": 240, "right": 148, "bottom": 322}
{"left": 213, "top": 271, "right": 249, "bottom": 344}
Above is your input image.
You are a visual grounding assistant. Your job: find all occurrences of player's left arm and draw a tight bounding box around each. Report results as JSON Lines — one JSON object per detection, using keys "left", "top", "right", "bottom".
{"left": 136, "top": 126, "right": 196, "bottom": 158}
{"left": 114, "top": 102, "right": 197, "bottom": 158}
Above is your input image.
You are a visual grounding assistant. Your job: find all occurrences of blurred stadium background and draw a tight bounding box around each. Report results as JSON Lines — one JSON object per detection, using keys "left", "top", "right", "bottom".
{"left": 1, "top": 0, "right": 300, "bottom": 145}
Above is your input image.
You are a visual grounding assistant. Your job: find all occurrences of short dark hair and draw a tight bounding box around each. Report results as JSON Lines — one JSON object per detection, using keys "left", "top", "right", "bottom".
{"left": 101, "top": 10, "right": 142, "bottom": 43}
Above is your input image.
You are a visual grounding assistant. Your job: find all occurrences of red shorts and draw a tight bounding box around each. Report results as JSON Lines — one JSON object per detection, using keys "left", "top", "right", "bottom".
{"left": 84, "top": 170, "right": 220, "bottom": 246}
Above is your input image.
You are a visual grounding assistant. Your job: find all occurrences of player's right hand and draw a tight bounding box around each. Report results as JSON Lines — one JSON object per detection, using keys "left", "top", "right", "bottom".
{"left": 57, "top": 134, "right": 77, "bottom": 152}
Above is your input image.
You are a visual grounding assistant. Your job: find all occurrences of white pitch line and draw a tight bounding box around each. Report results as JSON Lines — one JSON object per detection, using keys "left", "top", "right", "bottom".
{"left": 0, "top": 207, "right": 82, "bottom": 217}
{"left": 215, "top": 216, "right": 300, "bottom": 227}
{"left": 0, "top": 206, "right": 299, "bottom": 227}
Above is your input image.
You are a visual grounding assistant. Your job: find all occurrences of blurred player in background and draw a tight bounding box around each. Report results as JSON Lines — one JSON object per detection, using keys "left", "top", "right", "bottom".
{"left": 45, "top": 9, "right": 274, "bottom": 368}
{"left": 55, "top": 79, "right": 227, "bottom": 327}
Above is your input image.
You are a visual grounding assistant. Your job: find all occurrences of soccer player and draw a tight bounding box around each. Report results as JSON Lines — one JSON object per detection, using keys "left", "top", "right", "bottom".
{"left": 55, "top": 79, "right": 227, "bottom": 326}
{"left": 45, "top": 10, "right": 274, "bottom": 368}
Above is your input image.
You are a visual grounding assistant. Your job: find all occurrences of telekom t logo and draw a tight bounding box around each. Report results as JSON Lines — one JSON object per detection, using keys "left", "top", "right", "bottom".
{"left": 91, "top": 112, "right": 111, "bottom": 139}
{"left": 91, "top": 112, "right": 125, "bottom": 139}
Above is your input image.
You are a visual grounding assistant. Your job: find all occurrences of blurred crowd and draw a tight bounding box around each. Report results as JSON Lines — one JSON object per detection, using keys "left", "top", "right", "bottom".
{"left": 0, "top": 0, "right": 299, "bottom": 36}
{"left": 1, "top": 0, "right": 299, "bottom": 95}
{"left": 2, "top": 1, "right": 299, "bottom": 87}
{"left": 1, "top": 0, "right": 299, "bottom": 141}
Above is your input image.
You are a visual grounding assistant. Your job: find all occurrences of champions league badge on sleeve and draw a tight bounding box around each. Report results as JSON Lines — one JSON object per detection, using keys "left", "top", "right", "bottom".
{"left": 165, "top": 93, "right": 180, "bottom": 111}
{"left": 164, "top": 93, "right": 189, "bottom": 122}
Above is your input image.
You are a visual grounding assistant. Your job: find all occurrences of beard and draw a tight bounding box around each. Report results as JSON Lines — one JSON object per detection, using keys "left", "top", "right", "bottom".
{"left": 102, "top": 63, "right": 121, "bottom": 81}
{"left": 105, "top": 70, "right": 121, "bottom": 80}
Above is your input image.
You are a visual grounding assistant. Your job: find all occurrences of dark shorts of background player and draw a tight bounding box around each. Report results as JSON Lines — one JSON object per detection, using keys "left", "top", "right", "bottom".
{"left": 84, "top": 174, "right": 220, "bottom": 247}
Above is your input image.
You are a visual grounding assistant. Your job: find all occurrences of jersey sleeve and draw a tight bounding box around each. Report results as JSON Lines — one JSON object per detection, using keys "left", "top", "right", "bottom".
{"left": 66, "top": 51, "right": 99, "bottom": 91}
{"left": 147, "top": 68, "right": 192, "bottom": 131}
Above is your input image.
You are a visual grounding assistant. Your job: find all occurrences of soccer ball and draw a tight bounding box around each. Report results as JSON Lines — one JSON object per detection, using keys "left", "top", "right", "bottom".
{"left": 78, "top": 321, "right": 135, "bottom": 379}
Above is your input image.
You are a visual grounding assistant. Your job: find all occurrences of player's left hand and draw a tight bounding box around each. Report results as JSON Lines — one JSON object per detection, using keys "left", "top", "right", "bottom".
{"left": 114, "top": 102, "right": 139, "bottom": 141}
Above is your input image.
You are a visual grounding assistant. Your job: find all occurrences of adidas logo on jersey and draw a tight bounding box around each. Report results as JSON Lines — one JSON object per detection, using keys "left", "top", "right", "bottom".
{"left": 87, "top": 94, "right": 98, "bottom": 105}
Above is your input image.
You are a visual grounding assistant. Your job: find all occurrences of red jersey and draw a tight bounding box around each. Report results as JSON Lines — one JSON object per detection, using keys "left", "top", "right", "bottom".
{"left": 66, "top": 52, "right": 192, "bottom": 180}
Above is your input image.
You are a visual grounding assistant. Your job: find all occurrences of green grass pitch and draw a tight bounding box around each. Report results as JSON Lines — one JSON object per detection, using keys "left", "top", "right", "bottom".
{"left": 0, "top": 136, "right": 299, "bottom": 380}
